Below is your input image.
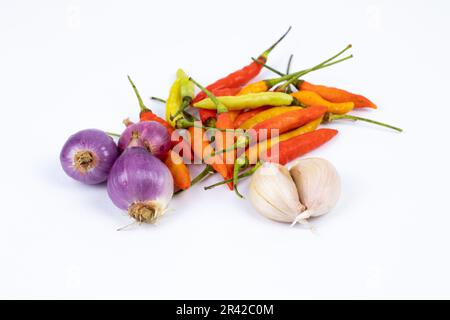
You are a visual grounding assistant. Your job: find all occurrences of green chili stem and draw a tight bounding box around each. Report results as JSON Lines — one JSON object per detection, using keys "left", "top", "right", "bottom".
{"left": 259, "top": 26, "right": 292, "bottom": 59}
{"left": 150, "top": 96, "right": 166, "bottom": 104}
{"left": 286, "top": 54, "right": 294, "bottom": 74}
{"left": 176, "top": 119, "right": 238, "bottom": 133}
{"left": 170, "top": 97, "right": 191, "bottom": 121}
{"left": 127, "top": 75, "right": 149, "bottom": 113}
{"left": 203, "top": 134, "right": 250, "bottom": 162}
{"left": 233, "top": 156, "right": 249, "bottom": 198}
{"left": 191, "top": 165, "right": 215, "bottom": 186}
{"left": 105, "top": 131, "right": 121, "bottom": 137}
{"left": 284, "top": 54, "right": 294, "bottom": 93}
{"left": 189, "top": 77, "right": 228, "bottom": 114}
{"left": 252, "top": 44, "right": 353, "bottom": 87}
{"left": 328, "top": 114, "right": 403, "bottom": 132}
{"left": 204, "top": 162, "right": 262, "bottom": 190}
{"left": 281, "top": 54, "right": 354, "bottom": 89}
{"left": 174, "top": 165, "right": 215, "bottom": 195}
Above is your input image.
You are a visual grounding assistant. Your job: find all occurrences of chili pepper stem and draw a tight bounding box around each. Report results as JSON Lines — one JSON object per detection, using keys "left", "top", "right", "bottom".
{"left": 191, "top": 165, "right": 214, "bottom": 186}
{"left": 151, "top": 96, "right": 166, "bottom": 103}
{"left": 203, "top": 134, "right": 249, "bottom": 162}
{"left": 189, "top": 77, "right": 228, "bottom": 113}
{"left": 326, "top": 113, "right": 403, "bottom": 132}
{"left": 233, "top": 156, "right": 249, "bottom": 198}
{"left": 259, "top": 26, "right": 292, "bottom": 60}
{"left": 127, "top": 75, "right": 150, "bottom": 113}
{"left": 174, "top": 165, "right": 214, "bottom": 195}
{"left": 204, "top": 162, "right": 262, "bottom": 190}
{"left": 105, "top": 131, "right": 121, "bottom": 137}
{"left": 170, "top": 97, "right": 191, "bottom": 121}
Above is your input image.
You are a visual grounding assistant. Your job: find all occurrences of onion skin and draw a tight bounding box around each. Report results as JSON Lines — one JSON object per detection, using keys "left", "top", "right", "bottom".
{"left": 60, "top": 129, "right": 118, "bottom": 184}
{"left": 118, "top": 121, "right": 171, "bottom": 160}
{"left": 107, "top": 147, "right": 174, "bottom": 223}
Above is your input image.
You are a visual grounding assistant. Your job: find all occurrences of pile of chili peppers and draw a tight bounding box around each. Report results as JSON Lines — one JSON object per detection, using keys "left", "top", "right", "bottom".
{"left": 127, "top": 27, "right": 402, "bottom": 197}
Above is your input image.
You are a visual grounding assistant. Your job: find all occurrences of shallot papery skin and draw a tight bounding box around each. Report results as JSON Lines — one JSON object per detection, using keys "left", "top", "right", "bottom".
{"left": 60, "top": 129, "right": 118, "bottom": 184}
{"left": 118, "top": 121, "right": 171, "bottom": 160}
{"left": 107, "top": 147, "right": 173, "bottom": 223}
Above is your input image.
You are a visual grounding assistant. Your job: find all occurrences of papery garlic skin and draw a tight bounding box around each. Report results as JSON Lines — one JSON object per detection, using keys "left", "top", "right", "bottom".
{"left": 249, "top": 162, "right": 305, "bottom": 223}
{"left": 289, "top": 158, "right": 341, "bottom": 224}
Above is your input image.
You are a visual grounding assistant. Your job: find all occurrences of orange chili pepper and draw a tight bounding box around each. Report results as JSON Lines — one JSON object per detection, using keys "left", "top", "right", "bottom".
{"left": 291, "top": 91, "right": 354, "bottom": 114}
{"left": 165, "top": 150, "right": 191, "bottom": 190}
{"left": 187, "top": 126, "right": 233, "bottom": 189}
{"left": 299, "top": 81, "right": 377, "bottom": 109}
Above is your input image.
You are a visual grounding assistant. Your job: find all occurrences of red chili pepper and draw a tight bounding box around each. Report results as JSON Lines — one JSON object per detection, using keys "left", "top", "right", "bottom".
{"left": 252, "top": 105, "right": 328, "bottom": 140}
{"left": 263, "top": 129, "right": 338, "bottom": 165}
{"left": 193, "top": 27, "right": 291, "bottom": 104}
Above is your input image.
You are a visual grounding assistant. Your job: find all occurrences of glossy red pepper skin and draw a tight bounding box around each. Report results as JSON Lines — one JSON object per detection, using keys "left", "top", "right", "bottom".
{"left": 193, "top": 57, "right": 266, "bottom": 104}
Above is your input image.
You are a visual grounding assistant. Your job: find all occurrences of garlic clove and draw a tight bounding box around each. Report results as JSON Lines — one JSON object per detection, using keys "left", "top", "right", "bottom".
{"left": 249, "top": 162, "right": 305, "bottom": 223}
{"left": 289, "top": 158, "right": 341, "bottom": 222}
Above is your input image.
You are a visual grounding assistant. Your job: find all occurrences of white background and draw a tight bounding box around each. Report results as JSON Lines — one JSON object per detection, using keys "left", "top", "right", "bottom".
{"left": 1, "top": 0, "right": 449, "bottom": 299}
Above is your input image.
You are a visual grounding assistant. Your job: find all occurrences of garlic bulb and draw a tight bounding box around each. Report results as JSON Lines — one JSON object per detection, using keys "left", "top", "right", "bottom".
{"left": 248, "top": 162, "right": 305, "bottom": 223}
{"left": 289, "top": 158, "right": 341, "bottom": 225}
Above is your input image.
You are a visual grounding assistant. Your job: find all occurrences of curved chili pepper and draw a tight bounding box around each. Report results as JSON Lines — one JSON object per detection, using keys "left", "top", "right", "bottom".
{"left": 193, "top": 26, "right": 291, "bottom": 104}
{"left": 298, "top": 81, "right": 377, "bottom": 109}
{"left": 239, "top": 106, "right": 303, "bottom": 129}
{"left": 263, "top": 128, "right": 338, "bottom": 165}
{"left": 251, "top": 105, "right": 328, "bottom": 139}
{"left": 194, "top": 92, "right": 294, "bottom": 111}
{"left": 127, "top": 75, "right": 174, "bottom": 135}
{"left": 165, "top": 150, "right": 191, "bottom": 190}
{"left": 187, "top": 126, "right": 233, "bottom": 189}
{"left": 290, "top": 91, "right": 354, "bottom": 115}
{"left": 246, "top": 117, "right": 322, "bottom": 164}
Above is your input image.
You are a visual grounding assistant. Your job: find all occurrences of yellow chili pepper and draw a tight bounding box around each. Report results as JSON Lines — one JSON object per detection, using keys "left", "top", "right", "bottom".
{"left": 193, "top": 92, "right": 293, "bottom": 111}
{"left": 239, "top": 106, "right": 303, "bottom": 129}
{"left": 246, "top": 117, "right": 322, "bottom": 164}
{"left": 238, "top": 81, "right": 270, "bottom": 95}
{"left": 165, "top": 76, "right": 182, "bottom": 128}
{"left": 290, "top": 91, "right": 354, "bottom": 115}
